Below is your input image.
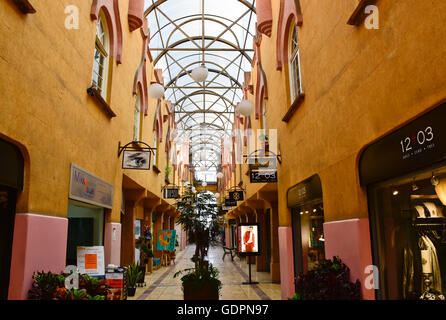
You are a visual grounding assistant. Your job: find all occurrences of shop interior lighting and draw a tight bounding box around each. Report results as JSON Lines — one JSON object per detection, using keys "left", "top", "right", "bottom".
{"left": 412, "top": 178, "right": 420, "bottom": 192}
{"left": 431, "top": 173, "right": 440, "bottom": 186}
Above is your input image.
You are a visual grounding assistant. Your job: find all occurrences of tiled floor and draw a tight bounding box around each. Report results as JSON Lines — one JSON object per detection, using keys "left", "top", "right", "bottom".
{"left": 129, "top": 245, "right": 282, "bottom": 300}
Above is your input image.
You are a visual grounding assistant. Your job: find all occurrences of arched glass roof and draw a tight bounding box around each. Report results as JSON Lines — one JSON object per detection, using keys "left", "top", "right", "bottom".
{"left": 145, "top": 0, "right": 256, "bottom": 180}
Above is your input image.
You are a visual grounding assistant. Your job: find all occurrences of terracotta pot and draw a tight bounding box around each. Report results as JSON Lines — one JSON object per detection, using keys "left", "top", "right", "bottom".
{"left": 183, "top": 282, "right": 219, "bottom": 300}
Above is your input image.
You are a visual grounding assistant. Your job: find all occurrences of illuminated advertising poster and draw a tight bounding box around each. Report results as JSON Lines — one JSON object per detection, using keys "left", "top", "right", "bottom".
{"left": 237, "top": 224, "right": 260, "bottom": 256}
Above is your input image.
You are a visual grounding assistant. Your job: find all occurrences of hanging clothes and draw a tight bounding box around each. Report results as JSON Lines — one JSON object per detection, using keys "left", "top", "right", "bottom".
{"left": 421, "top": 235, "right": 443, "bottom": 294}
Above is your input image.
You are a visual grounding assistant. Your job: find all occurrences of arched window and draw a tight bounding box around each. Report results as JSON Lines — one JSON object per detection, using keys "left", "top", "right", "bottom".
{"left": 92, "top": 10, "right": 110, "bottom": 100}
{"left": 288, "top": 23, "right": 303, "bottom": 103}
{"left": 133, "top": 88, "right": 142, "bottom": 141}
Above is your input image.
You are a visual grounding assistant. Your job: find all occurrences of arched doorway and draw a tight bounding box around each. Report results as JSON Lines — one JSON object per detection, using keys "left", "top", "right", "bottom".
{"left": 0, "top": 138, "right": 24, "bottom": 300}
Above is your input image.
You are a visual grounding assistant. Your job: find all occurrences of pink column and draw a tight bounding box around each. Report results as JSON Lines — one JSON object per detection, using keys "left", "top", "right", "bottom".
{"left": 278, "top": 226, "right": 295, "bottom": 300}
{"left": 104, "top": 223, "right": 121, "bottom": 267}
{"left": 8, "top": 214, "right": 68, "bottom": 300}
{"left": 323, "top": 218, "right": 375, "bottom": 300}
{"left": 225, "top": 227, "right": 230, "bottom": 248}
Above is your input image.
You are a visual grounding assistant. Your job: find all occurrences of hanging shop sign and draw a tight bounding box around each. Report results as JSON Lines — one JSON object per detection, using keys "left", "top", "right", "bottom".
{"left": 77, "top": 246, "right": 105, "bottom": 277}
{"left": 229, "top": 190, "right": 244, "bottom": 202}
{"left": 287, "top": 175, "right": 323, "bottom": 208}
{"left": 222, "top": 205, "right": 233, "bottom": 211}
{"left": 237, "top": 223, "right": 260, "bottom": 256}
{"left": 118, "top": 141, "right": 156, "bottom": 170}
{"left": 162, "top": 185, "right": 179, "bottom": 199}
{"left": 225, "top": 199, "right": 237, "bottom": 207}
{"left": 69, "top": 164, "right": 114, "bottom": 209}
{"left": 360, "top": 102, "right": 446, "bottom": 186}
{"left": 245, "top": 150, "right": 279, "bottom": 183}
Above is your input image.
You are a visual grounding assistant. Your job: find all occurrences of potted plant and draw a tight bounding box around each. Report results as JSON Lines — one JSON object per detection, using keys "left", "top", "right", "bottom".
{"left": 165, "top": 165, "right": 172, "bottom": 184}
{"left": 174, "top": 185, "right": 222, "bottom": 300}
{"left": 126, "top": 263, "right": 143, "bottom": 297}
{"left": 289, "top": 256, "right": 361, "bottom": 300}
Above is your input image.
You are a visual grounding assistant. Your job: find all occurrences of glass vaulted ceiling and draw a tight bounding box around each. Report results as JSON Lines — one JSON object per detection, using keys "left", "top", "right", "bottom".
{"left": 145, "top": 0, "right": 256, "bottom": 182}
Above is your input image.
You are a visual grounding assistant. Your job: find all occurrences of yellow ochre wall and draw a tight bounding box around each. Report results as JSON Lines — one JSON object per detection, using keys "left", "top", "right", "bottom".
{"left": 235, "top": 0, "right": 446, "bottom": 227}
{"left": 0, "top": 0, "right": 174, "bottom": 223}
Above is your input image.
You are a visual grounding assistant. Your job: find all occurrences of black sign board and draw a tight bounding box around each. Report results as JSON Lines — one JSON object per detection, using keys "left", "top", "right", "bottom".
{"left": 248, "top": 155, "right": 278, "bottom": 183}
{"left": 163, "top": 188, "right": 179, "bottom": 199}
{"left": 360, "top": 103, "right": 446, "bottom": 186}
{"left": 287, "top": 175, "right": 322, "bottom": 208}
{"left": 225, "top": 199, "right": 237, "bottom": 207}
{"left": 229, "top": 191, "right": 244, "bottom": 201}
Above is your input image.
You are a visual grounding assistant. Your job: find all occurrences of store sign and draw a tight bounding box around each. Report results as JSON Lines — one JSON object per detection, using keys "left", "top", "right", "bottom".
{"left": 249, "top": 156, "right": 277, "bottom": 183}
{"left": 229, "top": 191, "right": 244, "bottom": 201}
{"left": 163, "top": 187, "right": 179, "bottom": 199}
{"left": 225, "top": 199, "right": 237, "bottom": 207}
{"left": 287, "top": 175, "right": 323, "bottom": 208}
{"left": 360, "top": 103, "right": 446, "bottom": 185}
{"left": 222, "top": 205, "right": 232, "bottom": 211}
{"left": 122, "top": 150, "right": 151, "bottom": 170}
{"left": 69, "top": 164, "right": 114, "bottom": 209}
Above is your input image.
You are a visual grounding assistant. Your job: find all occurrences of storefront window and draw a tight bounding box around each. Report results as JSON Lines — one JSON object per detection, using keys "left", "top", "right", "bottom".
{"left": 66, "top": 201, "right": 105, "bottom": 266}
{"left": 369, "top": 166, "right": 446, "bottom": 300}
{"left": 288, "top": 175, "right": 325, "bottom": 279}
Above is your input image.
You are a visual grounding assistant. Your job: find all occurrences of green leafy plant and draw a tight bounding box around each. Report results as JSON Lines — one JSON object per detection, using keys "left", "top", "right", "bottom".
{"left": 136, "top": 236, "right": 153, "bottom": 264}
{"left": 127, "top": 263, "right": 143, "bottom": 288}
{"left": 174, "top": 186, "right": 222, "bottom": 298}
{"left": 79, "top": 274, "right": 109, "bottom": 297}
{"left": 292, "top": 256, "right": 361, "bottom": 300}
{"left": 165, "top": 165, "right": 172, "bottom": 180}
{"left": 28, "top": 271, "right": 65, "bottom": 300}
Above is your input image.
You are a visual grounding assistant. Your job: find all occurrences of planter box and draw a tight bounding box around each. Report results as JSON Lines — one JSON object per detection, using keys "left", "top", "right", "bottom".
{"left": 183, "top": 283, "right": 219, "bottom": 300}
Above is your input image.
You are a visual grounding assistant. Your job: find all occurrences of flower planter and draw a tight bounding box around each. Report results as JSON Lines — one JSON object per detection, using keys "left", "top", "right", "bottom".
{"left": 183, "top": 282, "right": 219, "bottom": 300}
{"left": 127, "top": 287, "right": 137, "bottom": 297}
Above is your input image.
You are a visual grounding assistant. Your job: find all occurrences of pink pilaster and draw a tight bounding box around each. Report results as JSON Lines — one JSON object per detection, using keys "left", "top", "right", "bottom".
{"left": 104, "top": 222, "right": 121, "bottom": 266}
{"left": 8, "top": 214, "right": 68, "bottom": 300}
{"left": 323, "top": 218, "right": 375, "bottom": 300}
{"left": 278, "top": 226, "right": 295, "bottom": 300}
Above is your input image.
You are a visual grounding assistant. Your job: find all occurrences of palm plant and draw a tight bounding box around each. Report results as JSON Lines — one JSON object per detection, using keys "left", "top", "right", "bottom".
{"left": 175, "top": 186, "right": 221, "bottom": 269}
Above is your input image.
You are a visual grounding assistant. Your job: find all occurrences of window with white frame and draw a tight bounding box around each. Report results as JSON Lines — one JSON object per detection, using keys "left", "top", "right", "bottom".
{"left": 133, "top": 88, "right": 142, "bottom": 141}
{"left": 92, "top": 11, "right": 110, "bottom": 100}
{"left": 288, "top": 24, "right": 303, "bottom": 102}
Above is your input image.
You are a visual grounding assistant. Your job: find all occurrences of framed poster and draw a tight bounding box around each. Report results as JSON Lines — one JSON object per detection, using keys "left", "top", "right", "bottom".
{"left": 156, "top": 230, "right": 176, "bottom": 251}
{"left": 122, "top": 150, "right": 151, "bottom": 170}
{"left": 77, "top": 246, "right": 105, "bottom": 277}
{"left": 237, "top": 223, "right": 260, "bottom": 256}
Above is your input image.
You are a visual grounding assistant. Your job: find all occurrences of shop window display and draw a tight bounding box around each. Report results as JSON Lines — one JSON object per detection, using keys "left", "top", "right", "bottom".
{"left": 369, "top": 167, "right": 446, "bottom": 300}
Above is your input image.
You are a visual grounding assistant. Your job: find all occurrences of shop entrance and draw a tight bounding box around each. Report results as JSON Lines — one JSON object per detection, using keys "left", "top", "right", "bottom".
{"left": 66, "top": 201, "right": 105, "bottom": 266}
{"left": 0, "top": 187, "right": 17, "bottom": 300}
{"left": 0, "top": 138, "right": 24, "bottom": 300}
{"left": 288, "top": 175, "right": 325, "bottom": 290}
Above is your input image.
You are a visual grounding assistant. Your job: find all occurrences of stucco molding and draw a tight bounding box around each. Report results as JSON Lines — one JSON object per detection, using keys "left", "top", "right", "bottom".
{"left": 276, "top": 0, "right": 303, "bottom": 71}
{"left": 253, "top": 34, "right": 268, "bottom": 120}
{"left": 256, "top": 0, "right": 273, "bottom": 37}
{"left": 128, "top": 0, "right": 145, "bottom": 32}
{"left": 133, "top": 19, "right": 150, "bottom": 115}
{"left": 91, "top": 0, "right": 123, "bottom": 64}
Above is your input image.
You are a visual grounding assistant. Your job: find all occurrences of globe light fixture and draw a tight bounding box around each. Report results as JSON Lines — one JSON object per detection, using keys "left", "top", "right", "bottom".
{"left": 202, "top": 181, "right": 207, "bottom": 187}
{"left": 190, "top": 63, "right": 208, "bottom": 83}
{"left": 237, "top": 99, "right": 254, "bottom": 117}
{"left": 148, "top": 83, "right": 165, "bottom": 99}
{"left": 191, "top": 187, "right": 197, "bottom": 193}
{"left": 215, "top": 192, "right": 220, "bottom": 198}
{"left": 217, "top": 172, "right": 224, "bottom": 179}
